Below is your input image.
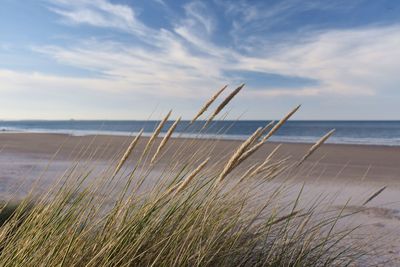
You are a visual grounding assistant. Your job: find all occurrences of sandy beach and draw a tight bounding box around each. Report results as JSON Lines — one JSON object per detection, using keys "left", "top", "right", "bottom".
{"left": 1, "top": 132, "right": 400, "bottom": 180}
{"left": 1, "top": 132, "right": 400, "bottom": 264}
{"left": 1, "top": 132, "right": 400, "bottom": 197}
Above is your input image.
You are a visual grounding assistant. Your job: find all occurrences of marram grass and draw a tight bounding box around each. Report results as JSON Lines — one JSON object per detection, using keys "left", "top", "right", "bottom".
{"left": 0, "top": 85, "right": 376, "bottom": 266}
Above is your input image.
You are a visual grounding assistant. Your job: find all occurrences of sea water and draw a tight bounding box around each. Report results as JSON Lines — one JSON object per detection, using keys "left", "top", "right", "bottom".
{"left": 1, "top": 120, "right": 400, "bottom": 146}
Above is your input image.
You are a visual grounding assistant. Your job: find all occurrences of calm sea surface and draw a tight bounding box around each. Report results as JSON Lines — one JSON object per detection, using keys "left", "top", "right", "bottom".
{"left": 1, "top": 120, "right": 400, "bottom": 146}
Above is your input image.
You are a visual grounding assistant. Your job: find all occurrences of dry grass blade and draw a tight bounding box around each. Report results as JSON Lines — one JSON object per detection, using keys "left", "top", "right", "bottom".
{"left": 248, "top": 144, "right": 282, "bottom": 178}
{"left": 262, "top": 105, "right": 301, "bottom": 143}
{"left": 238, "top": 164, "right": 259, "bottom": 184}
{"left": 174, "top": 157, "right": 210, "bottom": 195}
{"left": 0, "top": 85, "right": 371, "bottom": 267}
{"left": 297, "top": 129, "right": 335, "bottom": 167}
{"left": 216, "top": 127, "right": 263, "bottom": 184}
{"left": 260, "top": 120, "right": 275, "bottom": 137}
{"left": 163, "top": 157, "right": 210, "bottom": 197}
{"left": 267, "top": 211, "right": 301, "bottom": 226}
{"left": 113, "top": 129, "right": 144, "bottom": 176}
{"left": 205, "top": 84, "right": 245, "bottom": 127}
{"left": 151, "top": 117, "right": 181, "bottom": 163}
{"left": 143, "top": 110, "right": 172, "bottom": 156}
{"left": 190, "top": 85, "right": 227, "bottom": 124}
{"left": 363, "top": 186, "right": 386, "bottom": 205}
{"left": 250, "top": 121, "right": 276, "bottom": 147}
{"left": 236, "top": 105, "right": 300, "bottom": 165}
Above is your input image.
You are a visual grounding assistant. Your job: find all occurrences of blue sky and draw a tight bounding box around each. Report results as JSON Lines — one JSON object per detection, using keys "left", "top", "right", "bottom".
{"left": 0, "top": 0, "right": 400, "bottom": 120}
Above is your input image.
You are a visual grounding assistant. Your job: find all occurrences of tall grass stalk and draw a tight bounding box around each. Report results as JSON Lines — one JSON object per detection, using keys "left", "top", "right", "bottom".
{"left": 0, "top": 84, "right": 371, "bottom": 266}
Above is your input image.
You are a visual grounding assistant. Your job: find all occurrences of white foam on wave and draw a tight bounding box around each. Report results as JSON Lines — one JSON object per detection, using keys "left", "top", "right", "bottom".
{"left": 2, "top": 127, "right": 400, "bottom": 146}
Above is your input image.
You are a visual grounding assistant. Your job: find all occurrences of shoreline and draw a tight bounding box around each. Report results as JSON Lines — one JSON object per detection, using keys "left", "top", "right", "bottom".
{"left": 0, "top": 132, "right": 399, "bottom": 183}
{"left": 1, "top": 130, "right": 400, "bottom": 148}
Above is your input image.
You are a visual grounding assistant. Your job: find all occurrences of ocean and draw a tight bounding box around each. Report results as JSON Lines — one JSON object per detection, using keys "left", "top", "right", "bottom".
{"left": 1, "top": 120, "right": 400, "bottom": 146}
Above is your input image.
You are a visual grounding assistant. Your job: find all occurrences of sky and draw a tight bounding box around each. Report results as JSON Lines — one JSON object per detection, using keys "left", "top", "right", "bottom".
{"left": 0, "top": 0, "right": 400, "bottom": 120}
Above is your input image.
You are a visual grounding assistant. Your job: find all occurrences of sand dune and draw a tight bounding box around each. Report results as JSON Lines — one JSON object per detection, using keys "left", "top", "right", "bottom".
{"left": 0, "top": 132, "right": 400, "bottom": 264}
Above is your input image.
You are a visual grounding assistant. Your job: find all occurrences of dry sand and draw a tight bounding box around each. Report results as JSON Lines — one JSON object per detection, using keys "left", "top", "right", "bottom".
{"left": 0, "top": 132, "right": 400, "bottom": 264}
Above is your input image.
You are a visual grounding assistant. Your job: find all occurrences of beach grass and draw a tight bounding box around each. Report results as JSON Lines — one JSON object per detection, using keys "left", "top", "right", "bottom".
{"left": 0, "top": 85, "right": 371, "bottom": 266}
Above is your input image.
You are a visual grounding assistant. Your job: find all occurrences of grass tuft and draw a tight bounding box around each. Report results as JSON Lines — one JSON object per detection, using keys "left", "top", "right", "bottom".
{"left": 0, "top": 84, "right": 375, "bottom": 266}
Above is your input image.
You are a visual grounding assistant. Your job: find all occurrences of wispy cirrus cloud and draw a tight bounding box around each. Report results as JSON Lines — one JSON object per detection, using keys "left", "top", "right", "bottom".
{"left": 1, "top": 0, "right": 400, "bottom": 119}
{"left": 47, "top": 0, "right": 156, "bottom": 39}
{"left": 239, "top": 25, "right": 400, "bottom": 96}
{"left": 10, "top": 22, "right": 400, "bottom": 101}
{"left": 36, "top": 0, "right": 400, "bottom": 97}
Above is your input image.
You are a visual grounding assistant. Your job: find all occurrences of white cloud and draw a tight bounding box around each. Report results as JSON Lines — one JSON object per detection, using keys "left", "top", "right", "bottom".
{"left": 3, "top": 0, "right": 400, "bottom": 104}
{"left": 237, "top": 25, "right": 400, "bottom": 96}
{"left": 32, "top": 39, "right": 226, "bottom": 97}
{"left": 0, "top": 43, "right": 12, "bottom": 51}
{"left": 0, "top": 69, "right": 128, "bottom": 93}
{"left": 48, "top": 0, "right": 154, "bottom": 38}
{"left": 153, "top": 0, "right": 167, "bottom": 7}
{"left": 247, "top": 88, "right": 321, "bottom": 97}
{"left": 183, "top": 2, "right": 215, "bottom": 35}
